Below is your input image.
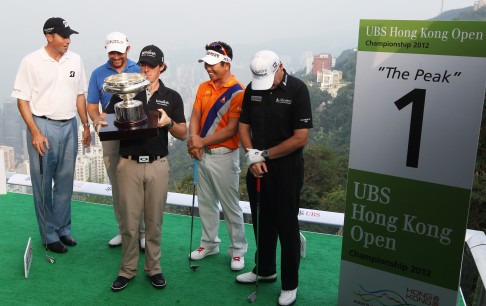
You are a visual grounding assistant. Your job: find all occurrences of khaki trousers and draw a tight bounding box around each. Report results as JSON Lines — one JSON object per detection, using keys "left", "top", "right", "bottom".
{"left": 116, "top": 157, "right": 169, "bottom": 278}
{"left": 102, "top": 140, "right": 145, "bottom": 236}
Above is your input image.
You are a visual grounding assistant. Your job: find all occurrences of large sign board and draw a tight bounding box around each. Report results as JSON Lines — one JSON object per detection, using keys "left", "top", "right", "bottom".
{"left": 338, "top": 20, "right": 486, "bottom": 306}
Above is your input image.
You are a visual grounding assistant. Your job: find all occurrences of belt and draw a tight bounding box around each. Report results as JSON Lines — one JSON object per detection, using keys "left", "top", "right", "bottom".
{"left": 121, "top": 155, "right": 165, "bottom": 163}
{"left": 203, "top": 147, "right": 235, "bottom": 154}
{"left": 34, "top": 115, "right": 71, "bottom": 123}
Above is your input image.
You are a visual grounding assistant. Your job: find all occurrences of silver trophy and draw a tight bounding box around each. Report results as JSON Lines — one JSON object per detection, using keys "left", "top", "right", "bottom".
{"left": 102, "top": 73, "right": 150, "bottom": 127}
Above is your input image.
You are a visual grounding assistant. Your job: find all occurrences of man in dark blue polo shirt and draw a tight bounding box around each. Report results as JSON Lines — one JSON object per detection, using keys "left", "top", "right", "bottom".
{"left": 237, "top": 50, "right": 312, "bottom": 306}
{"left": 87, "top": 32, "right": 144, "bottom": 248}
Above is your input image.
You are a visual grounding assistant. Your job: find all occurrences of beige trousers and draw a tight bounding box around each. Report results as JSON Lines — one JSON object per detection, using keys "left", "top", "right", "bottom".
{"left": 102, "top": 140, "right": 145, "bottom": 236}
{"left": 116, "top": 157, "right": 169, "bottom": 278}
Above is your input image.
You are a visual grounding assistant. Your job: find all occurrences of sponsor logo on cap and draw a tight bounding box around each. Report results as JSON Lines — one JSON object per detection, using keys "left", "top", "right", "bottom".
{"left": 106, "top": 39, "right": 125, "bottom": 45}
{"left": 142, "top": 50, "right": 157, "bottom": 58}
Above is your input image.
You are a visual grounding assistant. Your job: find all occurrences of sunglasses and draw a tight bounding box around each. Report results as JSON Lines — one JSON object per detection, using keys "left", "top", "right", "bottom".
{"left": 209, "top": 42, "right": 228, "bottom": 57}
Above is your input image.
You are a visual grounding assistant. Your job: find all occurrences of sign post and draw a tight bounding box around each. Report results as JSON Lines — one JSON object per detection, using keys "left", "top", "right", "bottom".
{"left": 338, "top": 20, "right": 486, "bottom": 306}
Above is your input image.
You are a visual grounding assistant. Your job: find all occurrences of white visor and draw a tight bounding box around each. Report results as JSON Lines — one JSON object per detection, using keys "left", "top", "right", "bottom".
{"left": 198, "top": 50, "right": 231, "bottom": 65}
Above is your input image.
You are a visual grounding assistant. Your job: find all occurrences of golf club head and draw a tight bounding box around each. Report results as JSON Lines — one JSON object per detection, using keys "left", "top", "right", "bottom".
{"left": 247, "top": 292, "right": 257, "bottom": 303}
{"left": 188, "top": 257, "right": 200, "bottom": 271}
{"left": 46, "top": 255, "right": 55, "bottom": 264}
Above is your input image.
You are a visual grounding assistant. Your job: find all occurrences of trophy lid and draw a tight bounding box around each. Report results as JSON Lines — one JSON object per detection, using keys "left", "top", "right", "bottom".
{"left": 102, "top": 73, "right": 150, "bottom": 95}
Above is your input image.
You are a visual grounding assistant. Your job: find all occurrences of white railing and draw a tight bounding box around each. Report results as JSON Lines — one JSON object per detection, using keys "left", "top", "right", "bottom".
{"left": 6, "top": 173, "right": 344, "bottom": 227}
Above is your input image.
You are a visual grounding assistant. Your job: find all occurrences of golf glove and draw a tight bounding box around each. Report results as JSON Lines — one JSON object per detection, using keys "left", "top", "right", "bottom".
{"left": 246, "top": 149, "right": 265, "bottom": 166}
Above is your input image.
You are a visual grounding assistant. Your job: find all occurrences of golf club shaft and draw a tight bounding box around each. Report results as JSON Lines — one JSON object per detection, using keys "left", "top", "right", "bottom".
{"left": 255, "top": 176, "right": 261, "bottom": 289}
{"left": 39, "top": 154, "right": 55, "bottom": 263}
{"left": 248, "top": 176, "right": 261, "bottom": 303}
{"left": 188, "top": 159, "right": 199, "bottom": 270}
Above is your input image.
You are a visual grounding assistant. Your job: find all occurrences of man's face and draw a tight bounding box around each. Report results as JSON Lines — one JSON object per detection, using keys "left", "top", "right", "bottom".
{"left": 108, "top": 49, "right": 128, "bottom": 70}
{"left": 47, "top": 33, "right": 71, "bottom": 55}
{"left": 140, "top": 62, "right": 162, "bottom": 84}
{"left": 204, "top": 62, "right": 228, "bottom": 83}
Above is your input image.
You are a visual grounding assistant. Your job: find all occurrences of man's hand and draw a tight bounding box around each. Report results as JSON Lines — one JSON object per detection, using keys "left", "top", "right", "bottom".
{"left": 82, "top": 128, "right": 91, "bottom": 147}
{"left": 94, "top": 115, "right": 108, "bottom": 133}
{"left": 157, "top": 109, "right": 172, "bottom": 127}
{"left": 187, "top": 134, "right": 204, "bottom": 161}
{"left": 246, "top": 148, "right": 265, "bottom": 166}
{"left": 32, "top": 132, "right": 49, "bottom": 155}
{"left": 188, "top": 135, "right": 203, "bottom": 150}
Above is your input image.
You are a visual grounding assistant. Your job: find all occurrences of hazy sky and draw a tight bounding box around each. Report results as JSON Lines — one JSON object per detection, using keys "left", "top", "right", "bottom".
{"left": 0, "top": 0, "right": 474, "bottom": 99}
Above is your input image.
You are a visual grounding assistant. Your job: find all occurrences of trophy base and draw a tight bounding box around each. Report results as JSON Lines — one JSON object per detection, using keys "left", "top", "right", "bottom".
{"left": 98, "top": 111, "right": 159, "bottom": 141}
{"left": 114, "top": 115, "right": 147, "bottom": 128}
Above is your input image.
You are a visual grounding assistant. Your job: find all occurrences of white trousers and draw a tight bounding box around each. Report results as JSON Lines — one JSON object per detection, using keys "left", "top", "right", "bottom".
{"left": 197, "top": 149, "right": 247, "bottom": 257}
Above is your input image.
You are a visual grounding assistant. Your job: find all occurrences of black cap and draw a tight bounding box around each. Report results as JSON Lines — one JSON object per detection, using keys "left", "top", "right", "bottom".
{"left": 138, "top": 45, "right": 164, "bottom": 67}
{"left": 43, "top": 17, "right": 79, "bottom": 37}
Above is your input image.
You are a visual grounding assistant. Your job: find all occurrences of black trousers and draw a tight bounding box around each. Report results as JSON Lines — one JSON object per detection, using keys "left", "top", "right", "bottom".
{"left": 246, "top": 152, "right": 304, "bottom": 290}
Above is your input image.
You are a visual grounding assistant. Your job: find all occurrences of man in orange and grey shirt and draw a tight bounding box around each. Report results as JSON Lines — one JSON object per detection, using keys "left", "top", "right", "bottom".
{"left": 187, "top": 41, "right": 248, "bottom": 271}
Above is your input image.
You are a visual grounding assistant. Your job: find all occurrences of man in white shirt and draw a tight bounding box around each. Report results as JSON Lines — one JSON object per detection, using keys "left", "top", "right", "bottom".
{"left": 12, "top": 17, "right": 91, "bottom": 254}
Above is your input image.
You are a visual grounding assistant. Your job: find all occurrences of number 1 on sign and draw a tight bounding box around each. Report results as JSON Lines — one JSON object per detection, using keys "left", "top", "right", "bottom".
{"left": 394, "top": 88, "right": 426, "bottom": 168}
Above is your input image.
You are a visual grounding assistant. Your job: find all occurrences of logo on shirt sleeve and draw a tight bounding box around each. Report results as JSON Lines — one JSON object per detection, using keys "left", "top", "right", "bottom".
{"left": 69, "top": 71, "right": 75, "bottom": 77}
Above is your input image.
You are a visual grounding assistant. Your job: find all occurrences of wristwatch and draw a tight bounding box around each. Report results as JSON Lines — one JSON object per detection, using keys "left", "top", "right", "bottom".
{"left": 167, "top": 120, "right": 174, "bottom": 130}
{"left": 262, "top": 149, "right": 270, "bottom": 161}
{"left": 82, "top": 122, "right": 90, "bottom": 127}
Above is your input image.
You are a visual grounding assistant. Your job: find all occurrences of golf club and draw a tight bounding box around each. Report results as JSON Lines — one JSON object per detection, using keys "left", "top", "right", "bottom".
{"left": 248, "top": 176, "right": 261, "bottom": 303}
{"left": 188, "top": 159, "right": 200, "bottom": 271}
{"left": 39, "top": 154, "right": 55, "bottom": 264}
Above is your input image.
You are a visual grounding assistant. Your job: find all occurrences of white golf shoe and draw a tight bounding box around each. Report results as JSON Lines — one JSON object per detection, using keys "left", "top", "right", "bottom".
{"left": 235, "top": 271, "right": 277, "bottom": 284}
{"left": 108, "top": 234, "right": 122, "bottom": 247}
{"left": 190, "top": 246, "right": 220, "bottom": 260}
{"left": 278, "top": 288, "right": 297, "bottom": 306}
{"left": 231, "top": 256, "right": 245, "bottom": 271}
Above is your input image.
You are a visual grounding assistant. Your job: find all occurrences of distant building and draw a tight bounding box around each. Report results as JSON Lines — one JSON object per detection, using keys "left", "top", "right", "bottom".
{"left": 312, "top": 53, "right": 333, "bottom": 76}
{"left": 1, "top": 99, "right": 23, "bottom": 160}
{"left": 75, "top": 155, "right": 91, "bottom": 182}
{"left": 0, "top": 145, "right": 15, "bottom": 172}
{"left": 91, "top": 146, "right": 108, "bottom": 183}
{"left": 474, "top": 0, "right": 486, "bottom": 10}
{"left": 317, "top": 69, "right": 344, "bottom": 97}
{"left": 74, "top": 126, "right": 108, "bottom": 184}
{"left": 303, "top": 51, "right": 313, "bottom": 75}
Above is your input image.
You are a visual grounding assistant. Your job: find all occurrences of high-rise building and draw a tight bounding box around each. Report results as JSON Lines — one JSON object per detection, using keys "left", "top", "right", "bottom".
{"left": 312, "top": 53, "right": 333, "bottom": 76}
{"left": 0, "top": 145, "right": 15, "bottom": 172}
{"left": 474, "top": 0, "right": 486, "bottom": 10}
{"left": 74, "top": 126, "right": 109, "bottom": 184}
{"left": 75, "top": 155, "right": 91, "bottom": 182}
{"left": 1, "top": 99, "right": 24, "bottom": 160}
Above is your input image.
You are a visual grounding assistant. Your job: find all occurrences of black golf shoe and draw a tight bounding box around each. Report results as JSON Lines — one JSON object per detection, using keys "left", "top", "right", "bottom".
{"left": 45, "top": 241, "right": 67, "bottom": 253}
{"left": 60, "top": 235, "right": 77, "bottom": 246}
{"left": 111, "top": 276, "right": 131, "bottom": 292}
{"left": 149, "top": 273, "right": 166, "bottom": 289}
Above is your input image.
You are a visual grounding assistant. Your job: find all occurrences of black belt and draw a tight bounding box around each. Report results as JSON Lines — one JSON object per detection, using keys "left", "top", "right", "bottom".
{"left": 121, "top": 155, "right": 165, "bottom": 163}
{"left": 34, "top": 115, "right": 71, "bottom": 123}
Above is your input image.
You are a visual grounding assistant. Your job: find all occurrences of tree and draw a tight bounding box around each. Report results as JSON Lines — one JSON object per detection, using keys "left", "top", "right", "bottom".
{"left": 300, "top": 143, "right": 348, "bottom": 212}
{"left": 334, "top": 49, "right": 357, "bottom": 82}
{"left": 469, "top": 96, "right": 486, "bottom": 232}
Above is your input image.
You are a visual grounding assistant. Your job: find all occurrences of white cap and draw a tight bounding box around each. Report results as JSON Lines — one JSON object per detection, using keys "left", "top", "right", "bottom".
{"left": 198, "top": 50, "right": 232, "bottom": 65}
{"left": 105, "top": 32, "right": 129, "bottom": 53}
{"left": 250, "top": 50, "right": 280, "bottom": 90}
